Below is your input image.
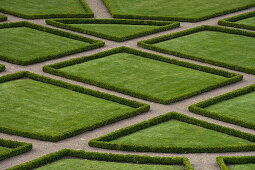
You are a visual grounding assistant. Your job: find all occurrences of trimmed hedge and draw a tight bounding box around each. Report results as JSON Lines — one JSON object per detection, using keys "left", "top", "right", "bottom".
{"left": 0, "top": 138, "right": 32, "bottom": 161}
{"left": 0, "top": 15, "right": 7, "bottom": 22}
{"left": 218, "top": 10, "right": 255, "bottom": 31}
{"left": 0, "top": 0, "right": 94, "bottom": 19}
{"left": 189, "top": 84, "right": 255, "bottom": 130}
{"left": 139, "top": 25, "right": 255, "bottom": 74}
{"left": 0, "top": 64, "right": 5, "bottom": 72}
{"left": 103, "top": 0, "right": 255, "bottom": 22}
{"left": 89, "top": 112, "right": 255, "bottom": 153}
{"left": 0, "top": 71, "right": 149, "bottom": 142}
{"left": 217, "top": 156, "right": 255, "bottom": 170}
{"left": 0, "top": 21, "right": 104, "bottom": 65}
{"left": 43, "top": 46, "right": 242, "bottom": 104}
{"left": 8, "top": 149, "right": 193, "bottom": 170}
{"left": 46, "top": 18, "right": 180, "bottom": 42}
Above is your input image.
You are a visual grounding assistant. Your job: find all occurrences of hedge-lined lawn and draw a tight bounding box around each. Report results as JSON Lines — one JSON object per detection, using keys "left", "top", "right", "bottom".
{"left": 36, "top": 158, "right": 184, "bottom": 170}
{"left": 104, "top": 0, "right": 255, "bottom": 20}
{"left": 0, "top": 0, "right": 88, "bottom": 16}
{"left": 236, "top": 16, "right": 255, "bottom": 25}
{"left": 60, "top": 53, "right": 227, "bottom": 100}
{"left": 110, "top": 120, "right": 251, "bottom": 147}
{"left": 228, "top": 164, "right": 255, "bottom": 170}
{"left": 204, "top": 91, "right": 255, "bottom": 126}
{"left": 153, "top": 31, "right": 255, "bottom": 71}
{"left": 0, "top": 27, "right": 89, "bottom": 64}
{"left": 0, "top": 79, "right": 134, "bottom": 136}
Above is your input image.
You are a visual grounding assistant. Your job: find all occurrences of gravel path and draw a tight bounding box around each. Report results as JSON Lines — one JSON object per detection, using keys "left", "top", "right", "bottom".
{"left": 0, "top": 2, "right": 255, "bottom": 170}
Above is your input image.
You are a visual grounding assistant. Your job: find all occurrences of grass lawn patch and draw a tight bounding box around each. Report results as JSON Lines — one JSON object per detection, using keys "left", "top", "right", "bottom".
{"left": 46, "top": 18, "right": 180, "bottom": 42}
{"left": 139, "top": 25, "right": 255, "bottom": 74}
{"left": 0, "top": 0, "right": 93, "bottom": 19}
{"left": 219, "top": 11, "right": 255, "bottom": 31}
{"left": 217, "top": 155, "right": 255, "bottom": 170}
{"left": 89, "top": 112, "right": 255, "bottom": 153}
{"left": 0, "top": 15, "right": 7, "bottom": 22}
{"left": 103, "top": 0, "right": 255, "bottom": 22}
{"left": 43, "top": 47, "right": 242, "bottom": 104}
{"left": 8, "top": 149, "right": 193, "bottom": 170}
{"left": 0, "top": 71, "right": 149, "bottom": 142}
{"left": 0, "top": 21, "right": 104, "bottom": 65}
{"left": 189, "top": 84, "right": 255, "bottom": 130}
{"left": 0, "top": 138, "right": 32, "bottom": 161}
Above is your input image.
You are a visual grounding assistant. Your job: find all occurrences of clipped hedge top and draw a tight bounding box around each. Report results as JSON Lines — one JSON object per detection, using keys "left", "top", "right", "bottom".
{"left": 8, "top": 149, "right": 193, "bottom": 170}
{"left": 0, "top": 0, "right": 93, "bottom": 19}
{"left": 0, "top": 15, "right": 7, "bottom": 22}
{"left": 89, "top": 112, "right": 255, "bottom": 153}
{"left": 46, "top": 18, "right": 180, "bottom": 42}
{"left": 217, "top": 155, "right": 255, "bottom": 170}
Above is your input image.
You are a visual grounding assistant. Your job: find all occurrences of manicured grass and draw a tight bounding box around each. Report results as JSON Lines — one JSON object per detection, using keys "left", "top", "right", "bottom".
{"left": 103, "top": 0, "right": 255, "bottom": 21}
{"left": 0, "top": 0, "right": 93, "bottom": 19}
{"left": 236, "top": 16, "right": 255, "bottom": 25}
{"left": 110, "top": 120, "right": 251, "bottom": 147}
{"left": 228, "top": 164, "right": 255, "bottom": 170}
{"left": 0, "top": 78, "right": 134, "bottom": 137}
{"left": 152, "top": 30, "right": 255, "bottom": 73}
{"left": 36, "top": 158, "right": 184, "bottom": 170}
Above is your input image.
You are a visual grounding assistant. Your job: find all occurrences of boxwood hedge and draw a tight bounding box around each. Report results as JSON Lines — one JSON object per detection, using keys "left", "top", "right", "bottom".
{"left": 0, "top": 15, "right": 7, "bottom": 22}
{"left": 217, "top": 155, "right": 255, "bottom": 170}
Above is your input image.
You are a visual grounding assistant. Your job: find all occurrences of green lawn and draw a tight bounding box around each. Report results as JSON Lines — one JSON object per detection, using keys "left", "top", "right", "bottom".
{"left": 59, "top": 53, "right": 227, "bottom": 100}
{"left": 36, "top": 159, "right": 184, "bottom": 170}
{"left": 229, "top": 163, "right": 255, "bottom": 170}
{"left": 0, "top": 27, "right": 89, "bottom": 63}
{"left": 110, "top": 120, "right": 251, "bottom": 147}
{"left": 0, "top": 79, "right": 134, "bottom": 136}
{"left": 236, "top": 16, "right": 255, "bottom": 25}
{"left": 104, "top": 0, "right": 254, "bottom": 20}
{"left": 0, "top": 0, "right": 88, "bottom": 15}
{"left": 153, "top": 31, "right": 255, "bottom": 70}
{"left": 204, "top": 91, "right": 255, "bottom": 126}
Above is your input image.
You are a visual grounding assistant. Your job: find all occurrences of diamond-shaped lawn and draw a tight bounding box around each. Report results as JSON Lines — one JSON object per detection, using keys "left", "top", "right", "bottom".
{"left": 44, "top": 47, "right": 241, "bottom": 104}
{"left": 0, "top": 72, "right": 148, "bottom": 141}
{"left": 103, "top": 0, "right": 255, "bottom": 21}
{"left": 0, "top": 0, "right": 93, "bottom": 19}
{"left": 139, "top": 25, "right": 255, "bottom": 74}
{"left": 0, "top": 21, "right": 103, "bottom": 65}
{"left": 190, "top": 84, "right": 255, "bottom": 130}
{"left": 89, "top": 112, "right": 255, "bottom": 153}
{"left": 46, "top": 19, "right": 179, "bottom": 42}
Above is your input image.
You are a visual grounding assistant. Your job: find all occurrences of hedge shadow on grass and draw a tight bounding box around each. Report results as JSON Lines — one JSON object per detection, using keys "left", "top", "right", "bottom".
{"left": 8, "top": 149, "right": 193, "bottom": 170}
{"left": 217, "top": 155, "right": 255, "bottom": 170}
{"left": 0, "top": 71, "right": 149, "bottom": 142}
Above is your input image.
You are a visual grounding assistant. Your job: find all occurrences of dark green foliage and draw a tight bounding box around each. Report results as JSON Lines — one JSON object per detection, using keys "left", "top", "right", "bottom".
{"left": 0, "top": 138, "right": 32, "bottom": 161}
{"left": 0, "top": 64, "right": 5, "bottom": 72}
{"left": 0, "top": 0, "right": 93, "bottom": 19}
{"left": 8, "top": 149, "right": 193, "bottom": 170}
{"left": 218, "top": 11, "right": 255, "bottom": 31}
{"left": 103, "top": 0, "right": 255, "bottom": 22}
{"left": 138, "top": 25, "right": 255, "bottom": 74}
{"left": 88, "top": 112, "right": 255, "bottom": 153}
{"left": 0, "top": 21, "right": 104, "bottom": 65}
{"left": 0, "top": 71, "right": 149, "bottom": 142}
{"left": 0, "top": 15, "right": 7, "bottom": 22}
{"left": 46, "top": 18, "right": 180, "bottom": 42}
{"left": 217, "top": 156, "right": 255, "bottom": 170}
{"left": 189, "top": 84, "right": 255, "bottom": 130}
{"left": 43, "top": 46, "right": 242, "bottom": 104}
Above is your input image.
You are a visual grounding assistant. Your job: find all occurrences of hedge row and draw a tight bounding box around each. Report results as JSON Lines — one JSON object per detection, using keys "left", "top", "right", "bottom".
{"left": 0, "top": 138, "right": 32, "bottom": 161}
{"left": 217, "top": 156, "right": 255, "bottom": 170}
{"left": 189, "top": 84, "right": 255, "bottom": 130}
{"left": 0, "top": 21, "right": 104, "bottom": 65}
{"left": 0, "top": 71, "right": 149, "bottom": 142}
{"left": 218, "top": 10, "right": 255, "bottom": 31}
{"left": 8, "top": 149, "right": 193, "bottom": 170}
{"left": 0, "top": 64, "right": 5, "bottom": 72}
{"left": 0, "top": 15, "right": 7, "bottom": 22}
{"left": 0, "top": 0, "right": 93, "bottom": 19}
{"left": 138, "top": 25, "right": 255, "bottom": 74}
{"left": 103, "top": 0, "right": 255, "bottom": 22}
{"left": 46, "top": 18, "right": 180, "bottom": 42}
{"left": 89, "top": 112, "right": 255, "bottom": 153}
{"left": 43, "top": 46, "right": 242, "bottom": 104}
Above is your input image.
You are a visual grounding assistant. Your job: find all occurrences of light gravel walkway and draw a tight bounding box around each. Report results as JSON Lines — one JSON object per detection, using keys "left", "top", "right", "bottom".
{"left": 0, "top": 2, "right": 255, "bottom": 169}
